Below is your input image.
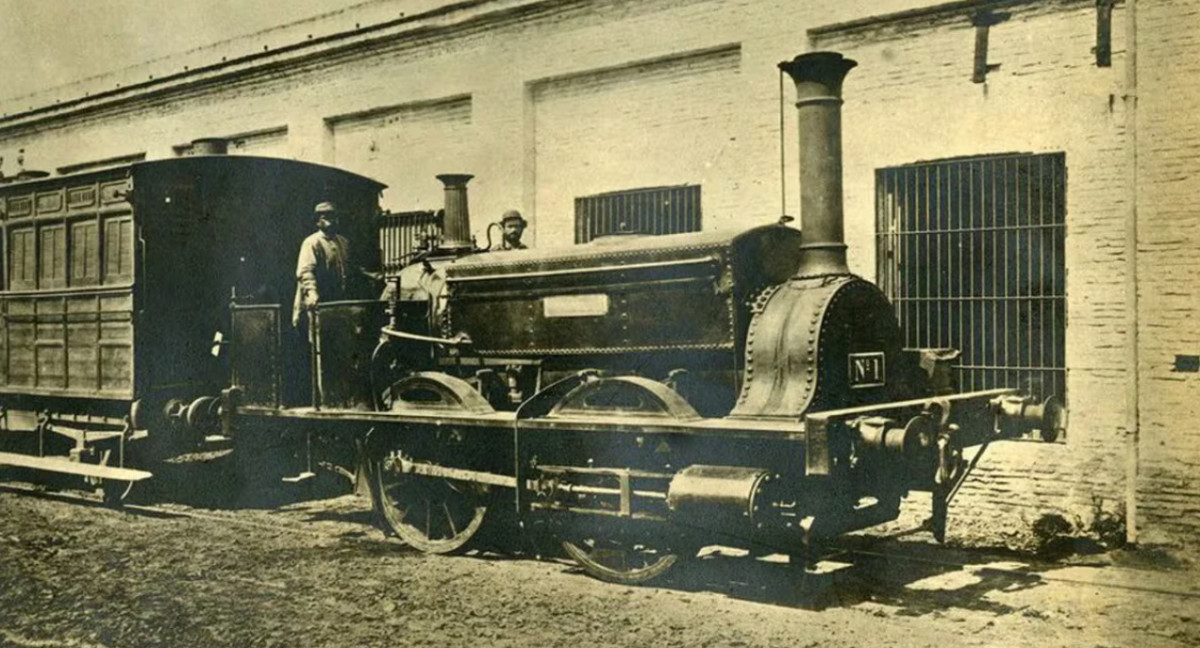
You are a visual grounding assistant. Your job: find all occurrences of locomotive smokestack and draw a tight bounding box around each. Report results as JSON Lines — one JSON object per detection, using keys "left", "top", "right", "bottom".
{"left": 436, "top": 173, "right": 474, "bottom": 252}
{"left": 779, "top": 52, "right": 857, "bottom": 276}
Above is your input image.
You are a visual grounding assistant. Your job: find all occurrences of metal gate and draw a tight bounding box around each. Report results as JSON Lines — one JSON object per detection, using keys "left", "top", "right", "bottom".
{"left": 875, "top": 152, "right": 1066, "bottom": 401}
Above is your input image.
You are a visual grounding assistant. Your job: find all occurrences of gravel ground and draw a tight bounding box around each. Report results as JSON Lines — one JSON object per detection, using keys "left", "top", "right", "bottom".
{"left": 0, "top": 480, "right": 1197, "bottom": 648}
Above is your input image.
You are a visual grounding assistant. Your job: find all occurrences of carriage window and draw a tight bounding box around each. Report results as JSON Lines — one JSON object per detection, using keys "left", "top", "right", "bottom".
{"left": 574, "top": 185, "right": 701, "bottom": 244}
{"left": 9, "top": 227, "right": 35, "bottom": 291}
{"left": 70, "top": 220, "right": 100, "bottom": 286}
{"left": 39, "top": 224, "right": 66, "bottom": 289}
{"left": 103, "top": 216, "right": 134, "bottom": 283}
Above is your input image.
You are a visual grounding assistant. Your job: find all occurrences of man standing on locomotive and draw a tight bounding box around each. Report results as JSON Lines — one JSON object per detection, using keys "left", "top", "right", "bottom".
{"left": 293, "top": 201, "right": 350, "bottom": 327}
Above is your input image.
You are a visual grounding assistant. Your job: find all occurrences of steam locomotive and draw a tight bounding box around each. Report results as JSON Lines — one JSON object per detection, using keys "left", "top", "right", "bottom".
{"left": 0, "top": 52, "right": 1060, "bottom": 583}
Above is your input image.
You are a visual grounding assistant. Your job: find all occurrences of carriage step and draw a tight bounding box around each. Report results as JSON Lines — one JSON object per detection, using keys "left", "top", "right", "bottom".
{"left": 281, "top": 471, "right": 316, "bottom": 484}
{"left": 0, "top": 452, "right": 153, "bottom": 482}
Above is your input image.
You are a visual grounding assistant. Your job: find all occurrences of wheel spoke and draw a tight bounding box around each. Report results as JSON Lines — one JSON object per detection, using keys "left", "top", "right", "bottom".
{"left": 443, "top": 501, "right": 459, "bottom": 537}
{"left": 424, "top": 497, "right": 433, "bottom": 539}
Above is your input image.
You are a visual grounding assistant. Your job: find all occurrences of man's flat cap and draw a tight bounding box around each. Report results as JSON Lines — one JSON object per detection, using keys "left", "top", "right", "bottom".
{"left": 314, "top": 201, "right": 338, "bottom": 214}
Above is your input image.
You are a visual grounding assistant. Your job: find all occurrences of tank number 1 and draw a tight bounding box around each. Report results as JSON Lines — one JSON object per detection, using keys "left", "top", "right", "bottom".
{"left": 848, "top": 352, "right": 885, "bottom": 388}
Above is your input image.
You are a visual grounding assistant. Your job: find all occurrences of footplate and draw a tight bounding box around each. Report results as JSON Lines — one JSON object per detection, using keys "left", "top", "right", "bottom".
{"left": 0, "top": 452, "right": 153, "bottom": 482}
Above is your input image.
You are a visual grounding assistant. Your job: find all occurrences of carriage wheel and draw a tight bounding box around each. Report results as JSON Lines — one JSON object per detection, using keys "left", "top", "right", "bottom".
{"left": 371, "top": 452, "right": 488, "bottom": 554}
{"left": 561, "top": 536, "right": 684, "bottom": 585}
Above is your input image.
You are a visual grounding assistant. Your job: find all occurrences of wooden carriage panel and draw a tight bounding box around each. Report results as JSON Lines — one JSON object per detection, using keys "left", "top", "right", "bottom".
{"left": 35, "top": 189, "right": 64, "bottom": 216}
{"left": 66, "top": 296, "right": 101, "bottom": 391}
{"left": 34, "top": 298, "right": 65, "bottom": 389}
{"left": 0, "top": 292, "right": 132, "bottom": 396}
{"left": 66, "top": 184, "right": 98, "bottom": 211}
{"left": 5, "top": 299, "right": 34, "bottom": 388}
{"left": 5, "top": 194, "right": 33, "bottom": 219}
{"left": 97, "top": 293, "right": 134, "bottom": 394}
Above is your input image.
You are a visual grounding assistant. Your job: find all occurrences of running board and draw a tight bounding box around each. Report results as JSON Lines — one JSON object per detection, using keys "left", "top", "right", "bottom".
{"left": 281, "top": 471, "right": 316, "bottom": 484}
{"left": 0, "top": 452, "right": 153, "bottom": 482}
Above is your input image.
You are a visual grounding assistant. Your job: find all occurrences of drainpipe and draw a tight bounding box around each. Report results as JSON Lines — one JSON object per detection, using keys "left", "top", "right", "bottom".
{"left": 1123, "top": 0, "right": 1139, "bottom": 546}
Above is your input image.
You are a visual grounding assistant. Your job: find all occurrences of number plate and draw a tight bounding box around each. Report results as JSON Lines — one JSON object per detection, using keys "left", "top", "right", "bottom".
{"left": 848, "top": 352, "right": 886, "bottom": 388}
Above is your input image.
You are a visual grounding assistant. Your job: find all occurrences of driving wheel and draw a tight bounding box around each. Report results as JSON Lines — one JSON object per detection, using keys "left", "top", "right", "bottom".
{"left": 561, "top": 535, "right": 687, "bottom": 585}
{"left": 371, "top": 450, "right": 488, "bottom": 554}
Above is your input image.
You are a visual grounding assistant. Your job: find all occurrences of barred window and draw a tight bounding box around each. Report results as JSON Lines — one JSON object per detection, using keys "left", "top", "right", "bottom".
{"left": 875, "top": 152, "right": 1067, "bottom": 402}
{"left": 574, "top": 185, "right": 701, "bottom": 244}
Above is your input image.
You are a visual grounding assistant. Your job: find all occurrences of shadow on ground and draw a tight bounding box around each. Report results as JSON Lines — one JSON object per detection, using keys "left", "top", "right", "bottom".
{"left": 641, "top": 537, "right": 1055, "bottom": 614}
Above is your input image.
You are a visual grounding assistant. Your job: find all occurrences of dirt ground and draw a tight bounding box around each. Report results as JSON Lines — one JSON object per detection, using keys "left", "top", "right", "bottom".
{"left": 0, "top": 473, "right": 1197, "bottom": 648}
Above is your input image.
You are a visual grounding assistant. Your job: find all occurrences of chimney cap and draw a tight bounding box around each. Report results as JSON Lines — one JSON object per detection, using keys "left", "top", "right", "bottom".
{"left": 778, "top": 51, "right": 857, "bottom": 88}
{"left": 435, "top": 173, "right": 474, "bottom": 187}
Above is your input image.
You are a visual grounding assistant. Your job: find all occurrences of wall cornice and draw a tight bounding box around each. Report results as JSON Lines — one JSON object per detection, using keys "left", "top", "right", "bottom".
{"left": 810, "top": 0, "right": 1108, "bottom": 46}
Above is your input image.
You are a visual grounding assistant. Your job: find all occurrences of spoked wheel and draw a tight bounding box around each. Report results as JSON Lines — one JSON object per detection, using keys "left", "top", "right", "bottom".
{"left": 562, "top": 535, "right": 688, "bottom": 585}
{"left": 371, "top": 451, "right": 488, "bottom": 554}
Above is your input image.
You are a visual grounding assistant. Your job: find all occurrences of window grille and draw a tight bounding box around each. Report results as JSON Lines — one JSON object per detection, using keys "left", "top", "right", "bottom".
{"left": 875, "top": 152, "right": 1066, "bottom": 401}
{"left": 574, "top": 185, "right": 701, "bottom": 244}
{"left": 379, "top": 210, "right": 442, "bottom": 273}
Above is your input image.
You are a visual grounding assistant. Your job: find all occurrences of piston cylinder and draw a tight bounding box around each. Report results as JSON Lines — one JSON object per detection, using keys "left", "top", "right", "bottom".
{"left": 666, "top": 464, "right": 772, "bottom": 524}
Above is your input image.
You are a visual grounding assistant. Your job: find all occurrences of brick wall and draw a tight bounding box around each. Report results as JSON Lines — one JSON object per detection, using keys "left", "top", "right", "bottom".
{"left": 0, "top": 0, "right": 1195, "bottom": 548}
{"left": 1133, "top": 0, "right": 1200, "bottom": 545}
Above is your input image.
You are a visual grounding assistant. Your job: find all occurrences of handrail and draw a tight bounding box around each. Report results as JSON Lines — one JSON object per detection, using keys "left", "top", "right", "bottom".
{"left": 380, "top": 326, "right": 470, "bottom": 346}
{"left": 0, "top": 284, "right": 134, "bottom": 298}
{"left": 446, "top": 255, "right": 720, "bottom": 285}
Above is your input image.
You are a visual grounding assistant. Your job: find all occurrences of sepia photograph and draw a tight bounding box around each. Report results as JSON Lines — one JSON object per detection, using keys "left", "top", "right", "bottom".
{"left": 0, "top": 1, "right": 1196, "bottom": 646}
